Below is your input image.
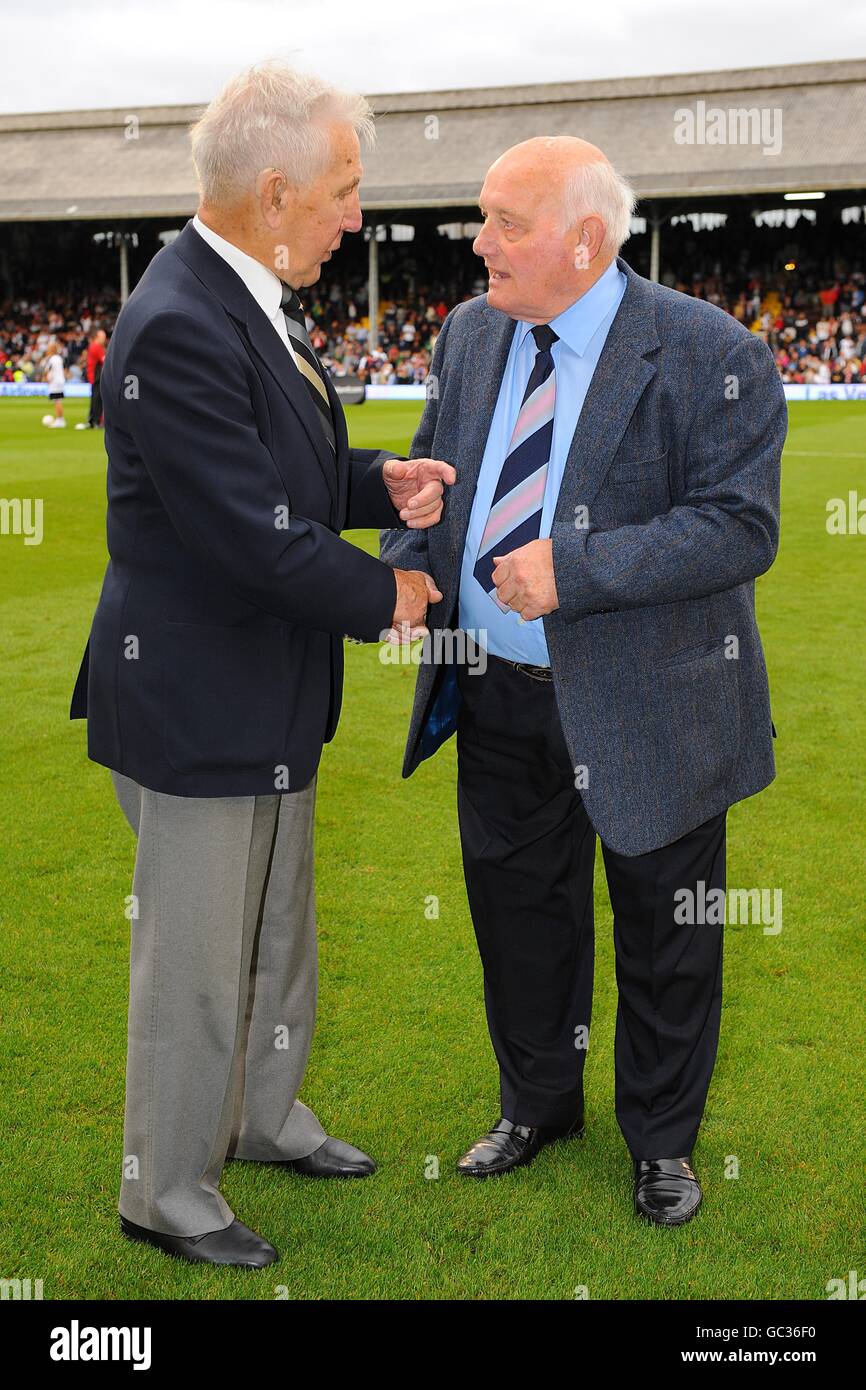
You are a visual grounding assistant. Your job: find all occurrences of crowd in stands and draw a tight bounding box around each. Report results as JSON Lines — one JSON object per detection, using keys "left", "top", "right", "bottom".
{"left": 0, "top": 291, "right": 120, "bottom": 385}
{"left": 299, "top": 275, "right": 453, "bottom": 385}
{"left": 2, "top": 265, "right": 864, "bottom": 389}
{"left": 667, "top": 268, "right": 866, "bottom": 384}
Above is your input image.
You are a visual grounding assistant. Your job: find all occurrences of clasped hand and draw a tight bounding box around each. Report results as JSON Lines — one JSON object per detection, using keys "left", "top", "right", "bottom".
{"left": 491, "top": 538, "right": 559, "bottom": 621}
{"left": 383, "top": 457, "right": 456, "bottom": 528}
{"left": 383, "top": 456, "right": 454, "bottom": 642}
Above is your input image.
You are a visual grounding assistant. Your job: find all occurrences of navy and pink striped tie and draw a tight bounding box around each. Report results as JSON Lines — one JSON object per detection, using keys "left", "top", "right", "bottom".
{"left": 473, "top": 323, "right": 558, "bottom": 610}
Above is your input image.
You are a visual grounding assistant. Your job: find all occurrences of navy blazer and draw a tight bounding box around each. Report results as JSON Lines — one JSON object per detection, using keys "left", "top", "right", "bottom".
{"left": 381, "top": 256, "right": 786, "bottom": 856}
{"left": 70, "top": 219, "right": 402, "bottom": 796}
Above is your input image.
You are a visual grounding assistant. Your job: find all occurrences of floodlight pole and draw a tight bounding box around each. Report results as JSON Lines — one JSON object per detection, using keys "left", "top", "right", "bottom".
{"left": 649, "top": 202, "right": 661, "bottom": 283}
{"left": 119, "top": 235, "right": 130, "bottom": 304}
{"left": 368, "top": 222, "right": 379, "bottom": 352}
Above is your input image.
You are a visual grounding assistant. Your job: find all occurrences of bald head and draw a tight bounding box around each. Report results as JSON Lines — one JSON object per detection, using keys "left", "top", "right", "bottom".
{"left": 490, "top": 134, "right": 609, "bottom": 184}
{"left": 473, "top": 136, "right": 635, "bottom": 323}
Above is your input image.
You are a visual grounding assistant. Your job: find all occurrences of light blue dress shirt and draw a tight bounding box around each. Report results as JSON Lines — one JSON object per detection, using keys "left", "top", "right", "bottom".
{"left": 459, "top": 259, "right": 627, "bottom": 664}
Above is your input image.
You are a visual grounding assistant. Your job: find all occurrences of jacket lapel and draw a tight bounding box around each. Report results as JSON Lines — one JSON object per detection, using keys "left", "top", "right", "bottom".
{"left": 444, "top": 307, "right": 515, "bottom": 567}
{"left": 324, "top": 370, "right": 349, "bottom": 526}
{"left": 550, "top": 256, "right": 659, "bottom": 530}
{"left": 172, "top": 220, "right": 339, "bottom": 517}
{"left": 241, "top": 309, "right": 340, "bottom": 515}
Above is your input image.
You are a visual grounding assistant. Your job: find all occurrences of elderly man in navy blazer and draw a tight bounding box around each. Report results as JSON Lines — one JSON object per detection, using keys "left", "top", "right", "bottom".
{"left": 70, "top": 61, "right": 452, "bottom": 1268}
{"left": 381, "top": 135, "right": 784, "bottom": 1226}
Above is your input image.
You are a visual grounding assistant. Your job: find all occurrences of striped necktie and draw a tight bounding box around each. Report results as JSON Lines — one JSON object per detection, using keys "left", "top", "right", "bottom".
{"left": 279, "top": 285, "right": 337, "bottom": 455}
{"left": 474, "top": 323, "right": 558, "bottom": 610}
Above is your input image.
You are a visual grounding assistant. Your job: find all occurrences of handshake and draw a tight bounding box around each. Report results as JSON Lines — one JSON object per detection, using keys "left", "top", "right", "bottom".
{"left": 382, "top": 456, "right": 455, "bottom": 643}
{"left": 387, "top": 568, "right": 442, "bottom": 643}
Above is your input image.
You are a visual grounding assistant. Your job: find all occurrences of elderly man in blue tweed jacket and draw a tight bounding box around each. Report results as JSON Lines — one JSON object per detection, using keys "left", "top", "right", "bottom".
{"left": 380, "top": 135, "right": 785, "bottom": 1226}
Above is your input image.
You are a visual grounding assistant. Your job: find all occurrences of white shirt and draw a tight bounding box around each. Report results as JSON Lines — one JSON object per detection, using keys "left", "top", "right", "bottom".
{"left": 45, "top": 353, "right": 66, "bottom": 389}
{"left": 192, "top": 213, "right": 298, "bottom": 367}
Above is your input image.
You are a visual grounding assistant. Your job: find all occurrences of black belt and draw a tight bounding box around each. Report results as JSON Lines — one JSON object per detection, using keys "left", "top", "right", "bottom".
{"left": 488, "top": 652, "right": 553, "bottom": 682}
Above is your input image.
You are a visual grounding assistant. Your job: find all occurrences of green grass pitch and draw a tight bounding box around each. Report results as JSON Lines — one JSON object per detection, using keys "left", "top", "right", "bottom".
{"left": 0, "top": 395, "right": 863, "bottom": 1300}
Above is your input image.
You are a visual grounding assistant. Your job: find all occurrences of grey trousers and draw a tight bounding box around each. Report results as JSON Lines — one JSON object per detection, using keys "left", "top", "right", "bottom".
{"left": 112, "top": 770, "right": 326, "bottom": 1237}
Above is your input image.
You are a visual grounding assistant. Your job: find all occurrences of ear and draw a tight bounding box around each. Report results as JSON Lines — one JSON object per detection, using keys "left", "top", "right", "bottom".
{"left": 256, "top": 168, "right": 289, "bottom": 230}
{"left": 580, "top": 214, "right": 606, "bottom": 260}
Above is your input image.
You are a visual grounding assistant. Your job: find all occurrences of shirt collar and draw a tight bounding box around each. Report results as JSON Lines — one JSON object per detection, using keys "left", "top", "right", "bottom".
{"left": 192, "top": 213, "right": 285, "bottom": 323}
{"left": 516, "top": 258, "right": 623, "bottom": 358}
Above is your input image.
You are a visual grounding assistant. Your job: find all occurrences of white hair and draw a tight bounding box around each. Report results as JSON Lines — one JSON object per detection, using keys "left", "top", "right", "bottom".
{"left": 189, "top": 59, "right": 376, "bottom": 206}
{"left": 562, "top": 158, "right": 638, "bottom": 256}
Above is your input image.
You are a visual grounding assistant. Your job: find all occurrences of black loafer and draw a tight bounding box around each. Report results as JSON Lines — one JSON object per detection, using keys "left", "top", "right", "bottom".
{"left": 279, "top": 1136, "right": 376, "bottom": 1178}
{"left": 456, "top": 1114, "right": 585, "bottom": 1178}
{"left": 634, "top": 1156, "right": 702, "bottom": 1226}
{"left": 120, "top": 1215, "right": 278, "bottom": 1267}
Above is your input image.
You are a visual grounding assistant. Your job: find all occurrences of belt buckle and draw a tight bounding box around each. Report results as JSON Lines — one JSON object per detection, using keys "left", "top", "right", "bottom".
{"left": 515, "top": 661, "right": 552, "bottom": 682}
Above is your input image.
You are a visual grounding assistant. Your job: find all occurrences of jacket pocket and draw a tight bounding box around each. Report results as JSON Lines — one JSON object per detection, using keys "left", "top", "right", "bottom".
{"left": 162, "top": 623, "right": 287, "bottom": 775}
{"left": 608, "top": 448, "right": 669, "bottom": 483}
{"left": 655, "top": 643, "right": 741, "bottom": 789}
{"left": 657, "top": 636, "right": 729, "bottom": 668}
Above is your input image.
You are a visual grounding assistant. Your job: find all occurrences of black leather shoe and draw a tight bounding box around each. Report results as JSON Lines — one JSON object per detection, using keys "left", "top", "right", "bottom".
{"left": 456, "top": 1114, "right": 585, "bottom": 1177}
{"left": 120, "top": 1216, "right": 278, "bottom": 1267}
{"left": 633, "top": 1156, "right": 702, "bottom": 1226}
{"left": 280, "top": 1136, "right": 376, "bottom": 1178}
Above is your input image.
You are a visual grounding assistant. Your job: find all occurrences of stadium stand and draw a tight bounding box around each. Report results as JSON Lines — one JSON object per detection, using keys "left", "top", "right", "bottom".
{"left": 3, "top": 263, "right": 864, "bottom": 388}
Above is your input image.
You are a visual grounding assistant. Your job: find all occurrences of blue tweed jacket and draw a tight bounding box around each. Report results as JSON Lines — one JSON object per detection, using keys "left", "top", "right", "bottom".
{"left": 380, "top": 255, "right": 785, "bottom": 856}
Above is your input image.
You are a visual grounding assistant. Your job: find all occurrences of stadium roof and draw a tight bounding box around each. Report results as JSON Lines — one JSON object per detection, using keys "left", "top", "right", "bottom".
{"left": 1, "top": 58, "right": 865, "bottom": 222}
